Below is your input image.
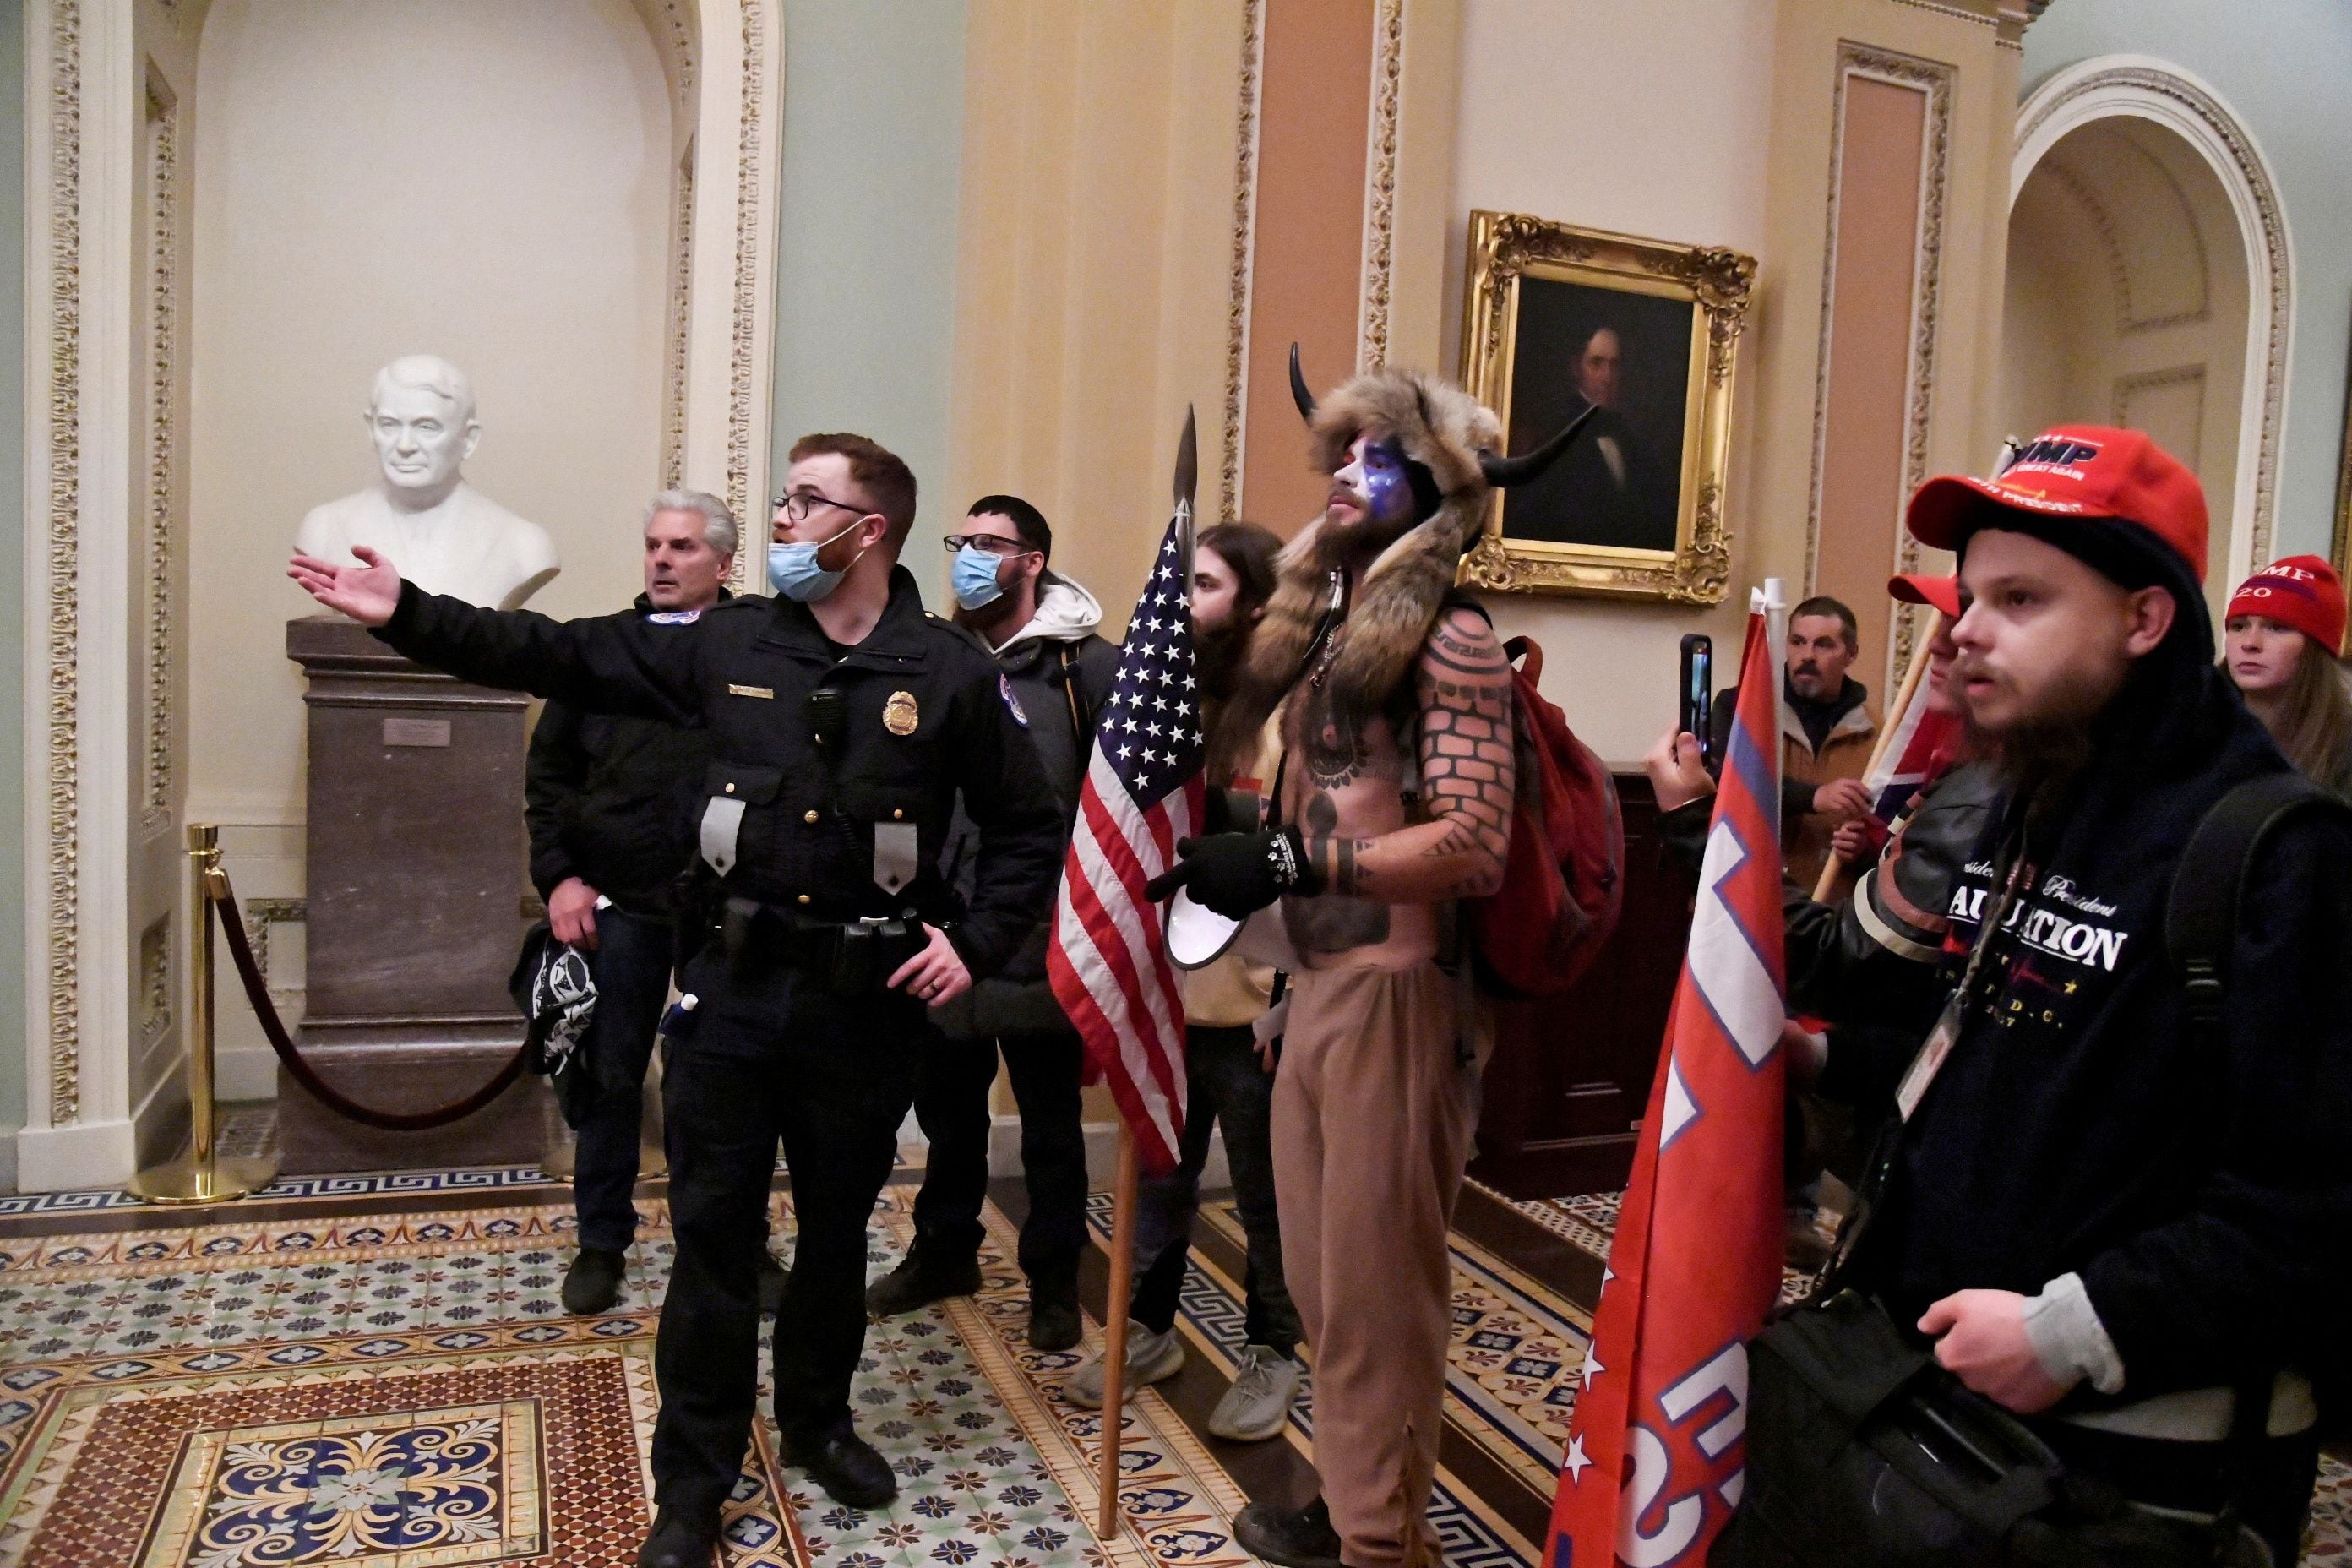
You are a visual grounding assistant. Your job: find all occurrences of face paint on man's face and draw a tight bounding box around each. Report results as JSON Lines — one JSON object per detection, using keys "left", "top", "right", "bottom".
{"left": 1358, "top": 438, "right": 1419, "bottom": 525}
{"left": 1332, "top": 434, "right": 1418, "bottom": 530}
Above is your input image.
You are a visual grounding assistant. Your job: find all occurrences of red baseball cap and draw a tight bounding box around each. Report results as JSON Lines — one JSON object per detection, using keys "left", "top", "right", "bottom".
{"left": 2227, "top": 555, "right": 2346, "bottom": 656}
{"left": 1906, "top": 425, "right": 2209, "bottom": 585}
{"left": 1888, "top": 573, "right": 1960, "bottom": 618}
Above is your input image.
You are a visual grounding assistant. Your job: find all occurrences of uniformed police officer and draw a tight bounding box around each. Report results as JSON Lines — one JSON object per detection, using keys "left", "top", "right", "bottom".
{"left": 291, "top": 433, "right": 1064, "bottom": 1568}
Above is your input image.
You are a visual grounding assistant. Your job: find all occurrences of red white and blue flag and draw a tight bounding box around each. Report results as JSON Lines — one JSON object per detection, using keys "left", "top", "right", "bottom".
{"left": 1046, "top": 520, "right": 1204, "bottom": 1177}
{"left": 1548, "top": 607, "right": 1788, "bottom": 1567}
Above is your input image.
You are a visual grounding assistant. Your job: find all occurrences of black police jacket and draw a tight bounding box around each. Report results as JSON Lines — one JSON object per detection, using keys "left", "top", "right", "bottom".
{"left": 376, "top": 567, "right": 1064, "bottom": 978}
{"left": 523, "top": 593, "right": 727, "bottom": 914}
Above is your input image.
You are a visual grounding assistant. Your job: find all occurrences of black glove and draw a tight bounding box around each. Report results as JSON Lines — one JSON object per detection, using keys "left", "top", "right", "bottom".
{"left": 1143, "top": 827, "right": 1318, "bottom": 919}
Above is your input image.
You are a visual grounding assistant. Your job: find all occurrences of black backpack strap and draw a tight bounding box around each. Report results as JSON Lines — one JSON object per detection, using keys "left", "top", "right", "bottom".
{"left": 2163, "top": 771, "right": 2349, "bottom": 1505}
{"left": 2164, "top": 772, "right": 2349, "bottom": 1045}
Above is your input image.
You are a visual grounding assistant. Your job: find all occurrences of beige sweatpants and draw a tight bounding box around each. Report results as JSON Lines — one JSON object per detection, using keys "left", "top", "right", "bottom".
{"left": 1272, "top": 961, "right": 1482, "bottom": 1568}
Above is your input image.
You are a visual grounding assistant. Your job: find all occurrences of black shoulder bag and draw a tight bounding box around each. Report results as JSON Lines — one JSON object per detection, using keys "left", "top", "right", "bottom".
{"left": 1714, "top": 775, "right": 2345, "bottom": 1568}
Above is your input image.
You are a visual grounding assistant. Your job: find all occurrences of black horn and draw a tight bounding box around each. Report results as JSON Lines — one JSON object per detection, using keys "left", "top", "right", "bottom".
{"left": 1478, "top": 402, "right": 1601, "bottom": 489}
{"left": 1288, "top": 343, "right": 1317, "bottom": 423}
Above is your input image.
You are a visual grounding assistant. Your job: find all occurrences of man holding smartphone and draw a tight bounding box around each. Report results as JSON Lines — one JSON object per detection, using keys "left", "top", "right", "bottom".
{"left": 1708, "top": 595, "right": 1877, "bottom": 888}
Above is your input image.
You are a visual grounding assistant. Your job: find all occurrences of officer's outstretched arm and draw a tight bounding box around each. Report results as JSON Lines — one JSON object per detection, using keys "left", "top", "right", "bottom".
{"left": 292, "top": 547, "right": 702, "bottom": 723}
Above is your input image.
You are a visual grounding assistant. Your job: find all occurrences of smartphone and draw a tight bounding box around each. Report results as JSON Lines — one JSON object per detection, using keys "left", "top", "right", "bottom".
{"left": 1679, "top": 634, "right": 1713, "bottom": 768}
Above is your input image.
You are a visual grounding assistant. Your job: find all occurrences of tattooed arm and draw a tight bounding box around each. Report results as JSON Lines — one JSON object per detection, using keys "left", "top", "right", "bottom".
{"left": 1298, "top": 607, "right": 1516, "bottom": 901}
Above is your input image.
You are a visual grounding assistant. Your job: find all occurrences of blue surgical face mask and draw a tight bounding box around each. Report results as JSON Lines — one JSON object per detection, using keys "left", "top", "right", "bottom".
{"left": 766, "top": 519, "right": 866, "bottom": 603}
{"left": 951, "top": 543, "right": 1010, "bottom": 611}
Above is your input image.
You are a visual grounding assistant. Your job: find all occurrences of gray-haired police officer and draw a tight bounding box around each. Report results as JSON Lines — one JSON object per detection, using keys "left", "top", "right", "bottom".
{"left": 291, "top": 433, "right": 1064, "bottom": 1568}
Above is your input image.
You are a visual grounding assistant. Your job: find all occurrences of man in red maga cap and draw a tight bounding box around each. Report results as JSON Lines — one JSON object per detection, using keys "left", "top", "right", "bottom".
{"left": 1720, "top": 427, "right": 2352, "bottom": 1566}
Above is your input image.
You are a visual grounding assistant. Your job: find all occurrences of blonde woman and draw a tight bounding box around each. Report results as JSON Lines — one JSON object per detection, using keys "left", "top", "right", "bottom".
{"left": 2223, "top": 554, "right": 2352, "bottom": 796}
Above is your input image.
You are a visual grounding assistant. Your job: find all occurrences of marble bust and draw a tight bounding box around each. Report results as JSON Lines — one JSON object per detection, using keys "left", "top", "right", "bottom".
{"left": 294, "top": 356, "right": 560, "bottom": 609}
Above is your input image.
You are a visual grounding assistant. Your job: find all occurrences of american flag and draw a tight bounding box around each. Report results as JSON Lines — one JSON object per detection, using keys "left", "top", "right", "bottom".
{"left": 1044, "top": 519, "right": 1205, "bottom": 1176}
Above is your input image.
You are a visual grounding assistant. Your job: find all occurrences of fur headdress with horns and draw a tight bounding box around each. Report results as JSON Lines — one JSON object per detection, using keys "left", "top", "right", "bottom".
{"left": 1211, "top": 354, "right": 1588, "bottom": 775}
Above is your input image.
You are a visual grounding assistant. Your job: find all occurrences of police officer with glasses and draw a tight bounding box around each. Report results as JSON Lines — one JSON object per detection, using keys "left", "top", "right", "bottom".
{"left": 291, "top": 433, "right": 1064, "bottom": 1568}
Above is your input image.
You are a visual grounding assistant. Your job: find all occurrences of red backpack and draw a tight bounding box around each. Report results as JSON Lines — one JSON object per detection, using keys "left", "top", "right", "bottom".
{"left": 1469, "top": 633, "right": 1625, "bottom": 997}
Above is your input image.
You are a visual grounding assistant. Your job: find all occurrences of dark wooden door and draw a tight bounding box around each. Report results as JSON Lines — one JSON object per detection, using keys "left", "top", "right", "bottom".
{"left": 1469, "top": 775, "right": 1690, "bottom": 1197}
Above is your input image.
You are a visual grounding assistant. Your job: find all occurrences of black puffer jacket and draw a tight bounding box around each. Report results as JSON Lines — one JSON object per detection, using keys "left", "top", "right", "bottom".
{"left": 524, "top": 593, "right": 722, "bottom": 914}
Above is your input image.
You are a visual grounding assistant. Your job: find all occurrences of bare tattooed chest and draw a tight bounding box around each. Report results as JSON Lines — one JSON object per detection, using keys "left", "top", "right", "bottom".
{"left": 1280, "top": 691, "right": 1413, "bottom": 952}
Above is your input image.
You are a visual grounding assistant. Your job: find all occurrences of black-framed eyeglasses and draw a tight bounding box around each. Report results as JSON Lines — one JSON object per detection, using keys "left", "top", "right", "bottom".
{"left": 941, "top": 533, "right": 1037, "bottom": 558}
{"left": 770, "top": 490, "right": 868, "bottom": 525}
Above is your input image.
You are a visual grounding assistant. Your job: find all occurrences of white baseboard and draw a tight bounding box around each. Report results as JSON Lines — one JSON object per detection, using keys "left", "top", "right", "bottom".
{"left": 14, "top": 1117, "right": 138, "bottom": 1192}
{"left": 987, "top": 1114, "right": 1228, "bottom": 1191}
{"left": 217, "top": 1044, "right": 280, "bottom": 1102}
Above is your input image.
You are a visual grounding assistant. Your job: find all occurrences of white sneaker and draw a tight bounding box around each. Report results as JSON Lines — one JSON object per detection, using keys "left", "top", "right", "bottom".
{"left": 1060, "top": 1320, "right": 1185, "bottom": 1409}
{"left": 1207, "top": 1342, "right": 1301, "bottom": 1441}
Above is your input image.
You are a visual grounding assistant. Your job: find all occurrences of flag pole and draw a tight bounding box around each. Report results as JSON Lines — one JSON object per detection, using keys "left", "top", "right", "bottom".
{"left": 1810, "top": 612, "right": 1943, "bottom": 901}
{"left": 1096, "top": 1123, "right": 1141, "bottom": 1538}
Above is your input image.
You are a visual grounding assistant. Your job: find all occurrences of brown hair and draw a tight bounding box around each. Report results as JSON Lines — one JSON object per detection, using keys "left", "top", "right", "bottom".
{"left": 1200, "top": 521, "right": 1288, "bottom": 786}
{"left": 1199, "top": 522, "right": 1281, "bottom": 621}
{"left": 788, "top": 433, "right": 918, "bottom": 551}
{"left": 2256, "top": 637, "right": 2352, "bottom": 794}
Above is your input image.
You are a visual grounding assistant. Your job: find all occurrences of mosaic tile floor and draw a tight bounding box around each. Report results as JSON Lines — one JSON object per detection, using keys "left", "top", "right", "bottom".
{"left": 1170, "top": 1196, "right": 1591, "bottom": 1503}
{"left": 1466, "top": 1180, "right": 2352, "bottom": 1565}
{"left": 0, "top": 1185, "right": 1478, "bottom": 1567}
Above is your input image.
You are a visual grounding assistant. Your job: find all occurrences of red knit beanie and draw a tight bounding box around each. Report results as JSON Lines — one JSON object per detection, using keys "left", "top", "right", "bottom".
{"left": 2225, "top": 555, "right": 2346, "bottom": 656}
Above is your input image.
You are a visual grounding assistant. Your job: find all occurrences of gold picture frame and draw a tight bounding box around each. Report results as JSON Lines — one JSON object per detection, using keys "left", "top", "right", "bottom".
{"left": 1456, "top": 210, "right": 1755, "bottom": 602}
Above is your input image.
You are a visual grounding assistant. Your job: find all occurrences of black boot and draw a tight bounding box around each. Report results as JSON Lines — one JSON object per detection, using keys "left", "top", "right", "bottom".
{"left": 1026, "top": 1266, "right": 1081, "bottom": 1353}
{"left": 780, "top": 1423, "right": 898, "bottom": 1510}
{"left": 636, "top": 1507, "right": 718, "bottom": 1568}
{"left": 562, "top": 1246, "right": 627, "bottom": 1315}
{"left": 757, "top": 1251, "right": 787, "bottom": 1316}
{"left": 864, "top": 1246, "right": 981, "bottom": 1317}
{"left": 1233, "top": 1496, "right": 1343, "bottom": 1568}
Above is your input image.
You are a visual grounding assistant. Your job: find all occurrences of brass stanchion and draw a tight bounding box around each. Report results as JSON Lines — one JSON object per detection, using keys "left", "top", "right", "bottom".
{"left": 129, "top": 825, "right": 280, "bottom": 1204}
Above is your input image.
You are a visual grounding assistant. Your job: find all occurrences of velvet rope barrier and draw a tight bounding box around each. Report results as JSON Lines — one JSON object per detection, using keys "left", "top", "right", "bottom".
{"left": 211, "top": 868, "right": 532, "bottom": 1132}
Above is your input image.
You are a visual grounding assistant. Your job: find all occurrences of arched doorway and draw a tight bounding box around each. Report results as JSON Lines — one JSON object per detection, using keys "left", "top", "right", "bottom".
{"left": 2004, "top": 57, "right": 2289, "bottom": 618}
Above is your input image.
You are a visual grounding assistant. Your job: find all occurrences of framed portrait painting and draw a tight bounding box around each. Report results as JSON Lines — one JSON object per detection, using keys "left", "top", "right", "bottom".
{"left": 1457, "top": 210, "right": 1756, "bottom": 602}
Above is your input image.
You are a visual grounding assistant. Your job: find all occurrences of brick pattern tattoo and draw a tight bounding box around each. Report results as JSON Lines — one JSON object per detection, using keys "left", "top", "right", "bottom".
{"left": 1411, "top": 610, "right": 1516, "bottom": 896}
{"left": 1294, "top": 607, "right": 1516, "bottom": 910}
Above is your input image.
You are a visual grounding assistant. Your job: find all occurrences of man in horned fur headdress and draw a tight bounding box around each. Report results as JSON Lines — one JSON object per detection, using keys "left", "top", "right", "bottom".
{"left": 1149, "top": 357, "right": 1584, "bottom": 1568}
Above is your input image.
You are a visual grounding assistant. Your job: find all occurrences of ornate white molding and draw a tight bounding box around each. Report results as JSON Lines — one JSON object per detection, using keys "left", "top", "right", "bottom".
{"left": 676, "top": 0, "right": 779, "bottom": 596}
{"left": 35, "top": 0, "right": 85, "bottom": 1127}
{"left": 2014, "top": 57, "right": 2291, "bottom": 584}
{"left": 143, "top": 86, "right": 179, "bottom": 835}
{"left": 1357, "top": 0, "right": 1403, "bottom": 371}
{"left": 724, "top": 0, "right": 765, "bottom": 531}
{"left": 1803, "top": 42, "right": 1953, "bottom": 686}
{"left": 662, "top": 155, "right": 695, "bottom": 492}
{"left": 1218, "top": 0, "right": 1264, "bottom": 525}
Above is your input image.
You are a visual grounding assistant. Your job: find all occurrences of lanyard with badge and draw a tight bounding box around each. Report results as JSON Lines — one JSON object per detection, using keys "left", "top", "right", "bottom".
{"left": 1820, "top": 841, "right": 2030, "bottom": 1285}
{"left": 1895, "top": 841, "right": 2030, "bottom": 1121}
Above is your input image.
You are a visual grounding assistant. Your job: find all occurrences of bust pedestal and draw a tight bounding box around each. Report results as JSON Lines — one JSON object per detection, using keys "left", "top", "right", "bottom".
{"left": 284, "top": 617, "right": 549, "bottom": 1173}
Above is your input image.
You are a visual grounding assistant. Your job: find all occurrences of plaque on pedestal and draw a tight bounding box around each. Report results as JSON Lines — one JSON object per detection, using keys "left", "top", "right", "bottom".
{"left": 284, "top": 616, "right": 548, "bottom": 1173}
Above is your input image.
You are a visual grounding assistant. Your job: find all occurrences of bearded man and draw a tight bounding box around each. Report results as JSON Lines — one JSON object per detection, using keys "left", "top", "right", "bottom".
{"left": 1147, "top": 356, "right": 1586, "bottom": 1568}
{"left": 1718, "top": 427, "right": 2352, "bottom": 1567}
